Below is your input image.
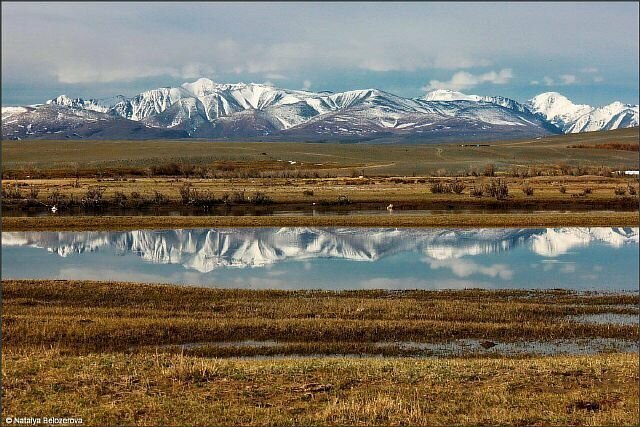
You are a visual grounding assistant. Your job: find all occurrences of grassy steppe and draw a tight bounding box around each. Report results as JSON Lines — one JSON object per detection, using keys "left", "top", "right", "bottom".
{"left": 2, "top": 128, "right": 638, "bottom": 177}
{"left": 2, "top": 280, "right": 639, "bottom": 426}
{"left": 3, "top": 350, "right": 638, "bottom": 426}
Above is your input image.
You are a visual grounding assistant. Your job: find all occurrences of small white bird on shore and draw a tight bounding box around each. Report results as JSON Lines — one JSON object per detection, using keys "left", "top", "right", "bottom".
{"left": 386, "top": 204, "right": 394, "bottom": 211}
{"left": 51, "top": 206, "right": 58, "bottom": 213}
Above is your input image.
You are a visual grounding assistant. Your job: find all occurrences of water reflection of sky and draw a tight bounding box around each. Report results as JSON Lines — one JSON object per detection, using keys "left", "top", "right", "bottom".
{"left": 2, "top": 227, "right": 638, "bottom": 290}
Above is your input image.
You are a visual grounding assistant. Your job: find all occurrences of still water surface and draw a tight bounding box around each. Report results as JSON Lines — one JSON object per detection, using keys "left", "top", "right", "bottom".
{"left": 2, "top": 227, "right": 638, "bottom": 290}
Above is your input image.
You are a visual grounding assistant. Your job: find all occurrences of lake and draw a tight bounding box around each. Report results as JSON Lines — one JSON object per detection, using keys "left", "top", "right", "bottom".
{"left": 2, "top": 227, "right": 638, "bottom": 290}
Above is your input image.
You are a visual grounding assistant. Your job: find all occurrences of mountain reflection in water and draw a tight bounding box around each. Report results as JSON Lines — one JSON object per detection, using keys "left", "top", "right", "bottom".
{"left": 2, "top": 227, "right": 638, "bottom": 290}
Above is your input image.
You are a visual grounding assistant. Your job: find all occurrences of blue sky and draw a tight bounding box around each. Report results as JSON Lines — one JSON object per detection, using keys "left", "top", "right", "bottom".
{"left": 2, "top": 2, "right": 638, "bottom": 106}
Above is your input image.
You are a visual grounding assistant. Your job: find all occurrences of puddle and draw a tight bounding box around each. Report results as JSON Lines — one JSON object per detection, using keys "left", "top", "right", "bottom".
{"left": 380, "top": 338, "right": 639, "bottom": 356}
{"left": 568, "top": 313, "right": 639, "bottom": 326}
{"left": 158, "top": 340, "right": 280, "bottom": 350}
{"left": 143, "top": 338, "right": 639, "bottom": 358}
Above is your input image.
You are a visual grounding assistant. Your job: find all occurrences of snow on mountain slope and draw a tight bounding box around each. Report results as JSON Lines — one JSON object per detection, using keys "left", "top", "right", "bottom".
{"left": 0, "top": 103, "right": 189, "bottom": 140}
{"left": 528, "top": 92, "right": 639, "bottom": 133}
{"left": 424, "top": 89, "right": 482, "bottom": 102}
{"left": 3, "top": 228, "right": 637, "bottom": 272}
{"left": 2, "top": 79, "right": 636, "bottom": 141}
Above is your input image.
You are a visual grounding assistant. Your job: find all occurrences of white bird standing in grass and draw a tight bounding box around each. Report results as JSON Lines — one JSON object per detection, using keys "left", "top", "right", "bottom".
{"left": 387, "top": 204, "right": 394, "bottom": 211}
{"left": 51, "top": 206, "right": 58, "bottom": 213}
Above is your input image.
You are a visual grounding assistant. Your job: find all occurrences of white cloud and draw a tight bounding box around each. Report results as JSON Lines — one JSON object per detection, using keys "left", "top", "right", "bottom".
{"left": 580, "top": 67, "right": 599, "bottom": 73}
{"left": 302, "top": 80, "right": 312, "bottom": 90}
{"left": 559, "top": 74, "right": 578, "bottom": 85}
{"left": 537, "top": 74, "right": 579, "bottom": 87}
{"left": 530, "top": 80, "right": 540, "bottom": 85}
{"left": 593, "top": 76, "right": 604, "bottom": 82}
{"left": 422, "top": 68, "right": 513, "bottom": 91}
{"left": 425, "top": 258, "right": 514, "bottom": 280}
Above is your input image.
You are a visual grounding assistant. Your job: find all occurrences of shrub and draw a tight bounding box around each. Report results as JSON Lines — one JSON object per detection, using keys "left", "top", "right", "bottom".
{"left": 583, "top": 187, "right": 592, "bottom": 195}
{"left": 179, "top": 164, "right": 196, "bottom": 177}
{"left": 337, "top": 195, "right": 351, "bottom": 205}
{"left": 153, "top": 191, "right": 167, "bottom": 204}
{"left": 557, "top": 162, "right": 571, "bottom": 175}
{"left": 28, "top": 185, "right": 39, "bottom": 199}
{"left": 430, "top": 181, "right": 449, "bottom": 194}
{"left": 628, "top": 185, "right": 637, "bottom": 196}
{"left": 303, "top": 190, "right": 314, "bottom": 196}
{"left": 614, "top": 187, "right": 627, "bottom": 196}
{"left": 130, "top": 191, "right": 141, "bottom": 199}
{"left": 150, "top": 162, "right": 181, "bottom": 176}
{"left": 2, "top": 186, "right": 23, "bottom": 199}
{"left": 485, "top": 179, "right": 509, "bottom": 200}
{"left": 522, "top": 183, "right": 534, "bottom": 196}
{"left": 179, "top": 183, "right": 194, "bottom": 204}
{"left": 250, "top": 192, "right": 273, "bottom": 205}
{"left": 483, "top": 163, "right": 495, "bottom": 177}
{"left": 194, "top": 190, "right": 216, "bottom": 208}
{"left": 231, "top": 191, "right": 247, "bottom": 204}
{"left": 47, "top": 189, "right": 63, "bottom": 205}
{"left": 113, "top": 191, "right": 127, "bottom": 206}
{"left": 559, "top": 185, "right": 567, "bottom": 194}
{"left": 82, "top": 186, "right": 105, "bottom": 208}
{"left": 85, "top": 186, "right": 104, "bottom": 201}
{"left": 469, "top": 186, "right": 484, "bottom": 197}
{"left": 450, "top": 179, "right": 466, "bottom": 194}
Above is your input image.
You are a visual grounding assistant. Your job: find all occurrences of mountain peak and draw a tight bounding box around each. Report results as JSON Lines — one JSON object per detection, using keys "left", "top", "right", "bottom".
{"left": 181, "top": 77, "right": 218, "bottom": 96}
{"left": 527, "top": 92, "right": 638, "bottom": 133}
{"left": 423, "top": 89, "right": 480, "bottom": 102}
{"left": 529, "top": 91, "right": 573, "bottom": 105}
{"left": 46, "top": 94, "right": 74, "bottom": 106}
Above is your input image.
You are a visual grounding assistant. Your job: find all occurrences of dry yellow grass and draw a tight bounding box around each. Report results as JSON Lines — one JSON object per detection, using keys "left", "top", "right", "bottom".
{"left": 3, "top": 280, "right": 639, "bottom": 426}
{"left": 3, "top": 175, "right": 638, "bottom": 205}
{"left": 4, "top": 280, "right": 638, "bottom": 352}
{"left": 2, "top": 349, "right": 638, "bottom": 426}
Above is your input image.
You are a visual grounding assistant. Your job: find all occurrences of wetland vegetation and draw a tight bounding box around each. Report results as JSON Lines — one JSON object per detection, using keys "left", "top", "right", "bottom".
{"left": 2, "top": 280, "right": 639, "bottom": 425}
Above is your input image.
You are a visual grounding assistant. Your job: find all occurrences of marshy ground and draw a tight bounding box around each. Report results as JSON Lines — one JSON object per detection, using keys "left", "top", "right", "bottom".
{"left": 2, "top": 280, "right": 639, "bottom": 425}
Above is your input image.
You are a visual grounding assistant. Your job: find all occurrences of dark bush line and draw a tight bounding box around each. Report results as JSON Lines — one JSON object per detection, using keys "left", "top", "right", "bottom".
{"left": 1, "top": 186, "right": 274, "bottom": 212}
{"left": 569, "top": 143, "right": 639, "bottom": 152}
{"left": 2, "top": 162, "right": 339, "bottom": 180}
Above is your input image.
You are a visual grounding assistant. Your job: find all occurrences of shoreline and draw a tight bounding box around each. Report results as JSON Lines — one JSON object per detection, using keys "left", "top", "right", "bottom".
{"left": 3, "top": 211, "right": 639, "bottom": 231}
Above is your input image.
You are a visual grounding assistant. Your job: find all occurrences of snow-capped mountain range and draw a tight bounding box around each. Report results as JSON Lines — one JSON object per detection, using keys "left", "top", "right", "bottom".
{"left": 3, "top": 227, "right": 637, "bottom": 273}
{"left": 528, "top": 92, "right": 639, "bottom": 133}
{"left": 1, "top": 78, "right": 637, "bottom": 142}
